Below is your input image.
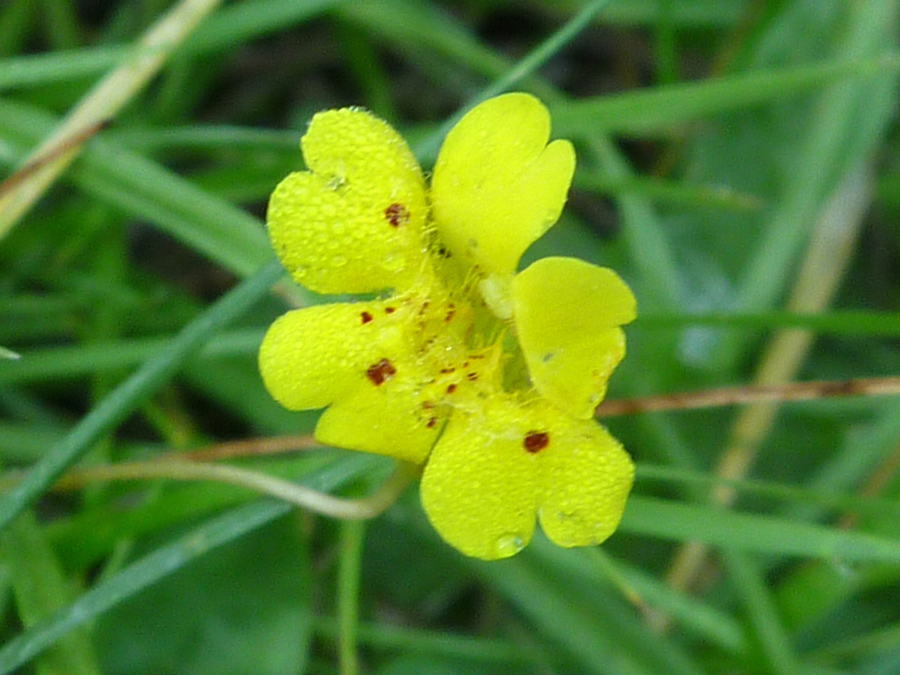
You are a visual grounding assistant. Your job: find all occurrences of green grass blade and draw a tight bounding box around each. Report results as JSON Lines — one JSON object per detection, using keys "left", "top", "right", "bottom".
{"left": 0, "top": 99, "right": 275, "bottom": 277}
{"left": 552, "top": 54, "right": 900, "bottom": 136}
{"left": 0, "top": 329, "right": 265, "bottom": 385}
{"left": 0, "top": 261, "right": 283, "bottom": 534}
{"left": 0, "top": 47, "right": 139, "bottom": 90}
{"left": 586, "top": 134, "right": 686, "bottom": 310}
{"left": 723, "top": 550, "right": 799, "bottom": 675}
{"left": 2, "top": 513, "right": 100, "bottom": 675}
{"left": 580, "top": 0, "right": 745, "bottom": 26}
{"left": 0, "top": 0, "right": 34, "bottom": 57}
{"left": 473, "top": 548, "right": 701, "bottom": 675}
{"left": 724, "top": 0, "right": 899, "bottom": 368}
{"left": 531, "top": 538, "right": 748, "bottom": 655}
{"left": 338, "top": 520, "right": 366, "bottom": 675}
{"left": 0, "top": 501, "right": 288, "bottom": 675}
{"left": 313, "top": 616, "right": 541, "bottom": 666}
{"left": 0, "top": 452, "right": 374, "bottom": 674}
{"left": 622, "top": 496, "right": 900, "bottom": 563}
{"left": 412, "top": 0, "right": 614, "bottom": 161}
{"left": 0, "top": 0, "right": 227, "bottom": 239}
{"left": 635, "top": 310, "right": 900, "bottom": 336}
{"left": 183, "top": 0, "right": 343, "bottom": 54}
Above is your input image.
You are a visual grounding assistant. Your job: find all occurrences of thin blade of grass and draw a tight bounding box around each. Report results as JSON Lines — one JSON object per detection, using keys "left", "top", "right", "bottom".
{"left": 0, "top": 99, "right": 276, "bottom": 278}
{"left": 413, "top": 0, "right": 616, "bottom": 161}
{"left": 2, "top": 513, "right": 100, "bottom": 675}
{"left": 623, "top": 496, "right": 900, "bottom": 563}
{"left": 0, "top": 0, "right": 227, "bottom": 238}
{"left": 0, "top": 329, "right": 265, "bottom": 385}
{"left": 635, "top": 310, "right": 900, "bottom": 336}
{"left": 473, "top": 549, "right": 701, "bottom": 675}
{"left": 0, "top": 46, "right": 138, "bottom": 90}
{"left": 0, "top": 261, "right": 283, "bottom": 534}
{"left": 723, "top": 0, "right": 899, "bottom": 369}
{"left": 552, "top": 53, "right": 900, "bottom": 136}
{"left": 183, "top": 0, "right": 343, "bottom": 55}
{"left": 722, "top": 550, "right": 799, "bottom": 675}
{"left": 0, "top": 452, "right": 374, "bottom": 674}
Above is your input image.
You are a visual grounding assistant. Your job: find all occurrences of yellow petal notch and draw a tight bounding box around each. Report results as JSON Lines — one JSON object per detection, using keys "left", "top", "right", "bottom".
{"left": 430, "top": 93, "right": 576, "bottom": 281}
{"left": 268, "top": 108, "right": 429, "bottom": 294}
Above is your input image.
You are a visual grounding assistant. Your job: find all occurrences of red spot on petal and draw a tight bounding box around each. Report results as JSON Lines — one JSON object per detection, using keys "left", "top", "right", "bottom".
{"left": 385, "top": 203, "right": 410, "bottom": 227}
{"left": 426, "top": 417, "right": 437, "bottom": 428}
{"left": 385, "top": 306, "right": 396, "bottom": 314}
{"left": 523, "top": 431, "right": 549, "bottom": 454}
{"left": 466, "top": 372, "right": 478, "bottom": 381}
{"left": 446, "top": 383, "right": 457, "bottom": 394}
{"left": 360, "top": 311, "right": 373, "bottom": 324}
{"left": 366, "top": 359, "right": 396, "bottom": 386}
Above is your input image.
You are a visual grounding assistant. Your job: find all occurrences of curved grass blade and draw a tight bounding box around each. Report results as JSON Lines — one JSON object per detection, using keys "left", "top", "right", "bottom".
{"left": 0, "top": 452, "right": 375, "bottom": 674}
{"left": 0, "top": 261, "right": 283, "bottom": 534}
{"left": 0, "top": 0, "right": 226, "bottom": 238}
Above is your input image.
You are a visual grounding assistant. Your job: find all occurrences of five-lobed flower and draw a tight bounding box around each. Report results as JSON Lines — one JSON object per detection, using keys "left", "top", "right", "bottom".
{"left": 259, "top": 93, "right": 637, "bottom": 560}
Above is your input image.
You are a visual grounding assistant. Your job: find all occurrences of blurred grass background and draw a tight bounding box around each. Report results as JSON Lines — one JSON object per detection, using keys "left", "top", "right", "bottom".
{"left": 1, "top": 0, "right": 900, "bottom": 673}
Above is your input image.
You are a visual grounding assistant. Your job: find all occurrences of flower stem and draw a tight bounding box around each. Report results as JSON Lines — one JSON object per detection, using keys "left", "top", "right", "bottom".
{"left": 338, "top": 519, "right": 366, "bottom": 675}
{"left": 22, "top": 459, "right": 418, "bottom": 521}
{"left": 596, "top": 375, "right": 900, "bottom": 418}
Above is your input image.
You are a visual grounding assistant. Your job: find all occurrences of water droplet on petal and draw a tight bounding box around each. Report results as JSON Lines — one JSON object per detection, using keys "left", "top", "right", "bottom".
{"left": 495, "top": 533, "right": 525, "bottom": 557}
{"left": 382, "top": 252, "right": 405, "bottom": 273}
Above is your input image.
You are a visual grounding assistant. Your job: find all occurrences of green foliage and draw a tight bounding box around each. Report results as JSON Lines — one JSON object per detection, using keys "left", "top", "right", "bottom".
{"left": 1, "top": 0, "right": 899, "bottom": 673}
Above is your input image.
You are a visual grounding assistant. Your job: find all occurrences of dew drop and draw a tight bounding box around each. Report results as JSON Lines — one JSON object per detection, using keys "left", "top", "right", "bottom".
{"left": 495, "top": 534, "right": 525, "bottom": 557}
{"left": 382, "top": 252, "right": 405, "bottom": 273}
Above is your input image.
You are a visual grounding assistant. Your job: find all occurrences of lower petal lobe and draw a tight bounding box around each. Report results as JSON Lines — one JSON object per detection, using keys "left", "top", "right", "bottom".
{"left": 535, "top": 410, "right": 634, "bottom": 548}
{"left": 421, "top": 396, "right": 540, "bottom": 560}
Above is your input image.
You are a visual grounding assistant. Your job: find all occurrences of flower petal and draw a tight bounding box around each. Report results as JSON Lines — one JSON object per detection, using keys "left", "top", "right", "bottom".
{"left": 268, "top": 108, "right": 428, "bottom": 294}
{"left": 536, "top": 412, "right": 634, "bottom": 548}
{"left": 258, "top": 299, "right": 413, "bottom": 411}
{"left": 315, "top": 374, "right": 439, "bottom": 464}
{"left": 431, "top": 93, "right": 575, "bottom": 280}
{"left": 512, "top": 257, "right": 637, "bottom": 418}
{"left": 420, "top": 396, "right": 540, "bottom": 560}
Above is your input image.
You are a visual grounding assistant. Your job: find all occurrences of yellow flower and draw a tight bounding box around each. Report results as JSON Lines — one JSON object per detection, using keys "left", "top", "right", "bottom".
{"left": 259, "top": 93, "right": 637, "bottom": 559}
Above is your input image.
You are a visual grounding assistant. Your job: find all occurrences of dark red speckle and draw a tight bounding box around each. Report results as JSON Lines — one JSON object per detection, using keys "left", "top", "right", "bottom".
{"left": 385, "top": 306, "right": 396, "bottom": 315}
{"left": 366, "top": 359, "right": 396, "bottom": 386}
{"left": 427, "top": 417, "right": 437, "bottom": 428}
{"left": 385, "top": 203, "right": 410, "bottom": 227}
{"left": 466, "top": 372, "right": 478, "bottom": 381}
{"left": 360, "top": 311, "right": 373, "bottom": 324}
{"left": 446, "top": 383, "right": 457, "bottom": 394}
{"left": 523, "top": 431, "right": 550, "bottom": 453}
